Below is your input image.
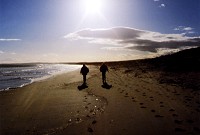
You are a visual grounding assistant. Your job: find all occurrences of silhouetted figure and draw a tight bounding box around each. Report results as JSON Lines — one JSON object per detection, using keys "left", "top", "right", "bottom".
{"left": 80, "top": 64, "right": 89, "bottom": 85}
{"left": 100, "top": 63, "right": 112, "bottom": 89}
{"left": 100, "top": 63, "right": 108, "bottom": 84}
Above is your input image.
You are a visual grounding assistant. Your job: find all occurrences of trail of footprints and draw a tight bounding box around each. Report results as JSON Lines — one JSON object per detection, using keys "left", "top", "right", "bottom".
{"left": 85, "top": 70, "right": 200, "bottom": 134}
{"left": 113, "top": 73, "right": 200, "bottom": 134}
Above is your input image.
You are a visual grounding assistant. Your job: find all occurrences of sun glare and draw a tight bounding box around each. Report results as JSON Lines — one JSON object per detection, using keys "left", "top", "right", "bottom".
{"left": 85, "top": 0, "right": 102, "bottom": 14}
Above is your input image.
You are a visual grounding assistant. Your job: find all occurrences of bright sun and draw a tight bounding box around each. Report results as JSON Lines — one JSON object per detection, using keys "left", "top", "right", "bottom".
{"left": 85, "top": 0, "right": 102, "bottom": 14}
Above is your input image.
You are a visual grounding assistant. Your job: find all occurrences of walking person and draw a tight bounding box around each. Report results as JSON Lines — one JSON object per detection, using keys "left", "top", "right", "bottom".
{"left": 100, "top": 63, "right": 108, "bottom": 85}
{"left": 80, "top": 64, "right": 89, "bottom": 85}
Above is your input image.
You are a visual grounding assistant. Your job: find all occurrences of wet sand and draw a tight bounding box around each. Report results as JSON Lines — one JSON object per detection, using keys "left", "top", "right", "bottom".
{"left": 1, "top": 48, "right": 200, "bottom": 135}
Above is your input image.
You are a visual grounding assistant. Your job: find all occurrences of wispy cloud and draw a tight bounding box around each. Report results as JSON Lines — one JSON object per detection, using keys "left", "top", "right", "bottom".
{"left": 154, "top": 0, "right": 160, "bottom": 2}
{"left": 159, "top": 4, "right": 165, "bottom": 8}
{"left": 174, "top": 26, "right": 195, "bottom": 35}
{"left": 64, "top": 27, "right": 200, "bottom": 54}
{"left": 0, "top": 38, "right": 21, "bottom": 41}
{"left": 0, "top": 51, "right": 16, "bottom": 55}
{"left": 174, "top": 26, "right": 193, "bottom": 31}
{"left": 183, "top": 27, "right": 193, "bottom": 31}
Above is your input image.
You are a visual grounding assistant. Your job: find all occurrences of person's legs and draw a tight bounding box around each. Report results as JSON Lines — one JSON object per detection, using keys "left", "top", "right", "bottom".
{"left": 83, "top": 75, "right": 86, "bottom": 84}
{"left": 102, "top": 72, "right": 106, "bottom": 84}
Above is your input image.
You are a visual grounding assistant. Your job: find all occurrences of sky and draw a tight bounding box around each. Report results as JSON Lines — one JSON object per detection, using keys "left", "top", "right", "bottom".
{"left": 0, "top": 0, "right": 200, "bottom": 63}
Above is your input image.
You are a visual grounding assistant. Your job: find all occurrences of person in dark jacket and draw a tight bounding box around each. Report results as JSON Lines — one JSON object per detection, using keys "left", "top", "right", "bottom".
{"left": 80, "top": 64, "right": 89, "bottom": 85}
{"left": 100, "top": 63, "right": 108, "bottom": 84}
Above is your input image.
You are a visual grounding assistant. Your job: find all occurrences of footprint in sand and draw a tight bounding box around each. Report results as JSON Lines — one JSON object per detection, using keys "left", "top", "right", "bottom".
{"left": 124, "top": 93, "right": 129, "bottom": 97}
{"left": 132, "top": 100, "right": 137, "bottom": 102}
{"left": 175, "top": 128, "right": 186, "bottom": 132}
{"left": 88, "top": 127, "right": 93, "bottom": 133}
{"left": 186, "top": 104, "right": 192, "bottom": 107}
{"left": 92, "top": 120, "right": 97, "bottom": 124}
{"left": 135, "top": 90, "right": 140, "bottom": 92}
{"left": 172, "top": 91, "right": 177, "bottom": 94}
{"left": 186, "top": 120, "right": 194, "bottom": 124}
{"left": 160, "top": 101, "right": 164, "bottom": 107}
{"left": 172, "top": 114, "right": 178, "bottom": 117}
{"left": 160, "top": 105, "right": 164, "bottom": 107}
{"left": 151, "top": 109, "right": 156, "bottom": 112}
{"left": 174, "top": 120, "right": 183, "bottom": 125}
{"left": 155, "top": 115, "right": 164, "bottom": 118}
{"left": 169, "top": 109, "right": 175, "bottom": 112}
{"left": 74, "top": 117, "right": 82, "bottom": 124}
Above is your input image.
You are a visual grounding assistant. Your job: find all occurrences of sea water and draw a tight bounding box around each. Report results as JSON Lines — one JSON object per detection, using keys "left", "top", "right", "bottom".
{"left": 0, "top": 64, "right": 81, "bottom": 91}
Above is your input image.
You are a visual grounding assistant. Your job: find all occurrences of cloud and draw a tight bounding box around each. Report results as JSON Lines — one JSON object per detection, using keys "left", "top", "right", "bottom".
{"left": 0, "top": 38, "right": 21, "bottom": 41}
{"left": 174, "top": 26, "right": 193, "bottom": 31}
{"left": 0, "top": 51, "right": 17, "bottom": 55}
{"left": 65, "top": 27, "right": 144, "bottom": 40}
{"left": 183, "top": 27, "right": 193, "bottom": 31}
{"left": 64, "top": 27, "right": 200, "bottom": 53}
{"left": 159, "top": 4, "right": 165, "bottom": 7}
{"left": 174, "top": 26, "right": 195, "bottom": 35}
{"left": 154, "top": 0, "right": 160, "bottom": 1}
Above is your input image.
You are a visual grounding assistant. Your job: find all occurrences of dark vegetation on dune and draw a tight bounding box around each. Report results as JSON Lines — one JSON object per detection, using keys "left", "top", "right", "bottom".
{"left": 151, "top": 47, "right": 200, "bottom": 72}
{"left": 107, "top": 47, "right": 200, "bottom": 71}
{"left": 107, "top": 47, "right": 200, "bottom": 90}
{"left": 143, "top": 47, "right": 200, "bottom": 90}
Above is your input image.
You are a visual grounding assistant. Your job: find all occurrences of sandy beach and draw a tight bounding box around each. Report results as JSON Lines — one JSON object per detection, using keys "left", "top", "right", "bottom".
{"left": 1, "top": 48, "right": 200, "bottom": 135}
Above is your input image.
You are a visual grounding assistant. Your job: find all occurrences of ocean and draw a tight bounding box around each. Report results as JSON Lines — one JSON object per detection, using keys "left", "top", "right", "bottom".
{"left": 0, "top": 64, "right": 81, "bottom": 91}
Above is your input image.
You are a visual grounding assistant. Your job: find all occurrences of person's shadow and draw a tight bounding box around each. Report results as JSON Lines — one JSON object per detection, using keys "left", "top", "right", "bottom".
{"left": 78, "top": 83, "right": 88, "bottom": 90}
{"left": 102, "top": 82, "right": 112, "bottom": 89}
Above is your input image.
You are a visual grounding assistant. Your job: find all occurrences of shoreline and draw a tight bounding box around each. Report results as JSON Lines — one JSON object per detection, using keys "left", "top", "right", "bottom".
{"left": 0, "top": 69, "right": 79, "bottom": 92}
{"left": 0, "top": 64, "right": 82, "bottom": 92}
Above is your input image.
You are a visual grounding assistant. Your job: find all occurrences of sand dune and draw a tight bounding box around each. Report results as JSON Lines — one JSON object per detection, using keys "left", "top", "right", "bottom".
{"left": 0, "top": 47, "right": 200, "bottom": 135}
